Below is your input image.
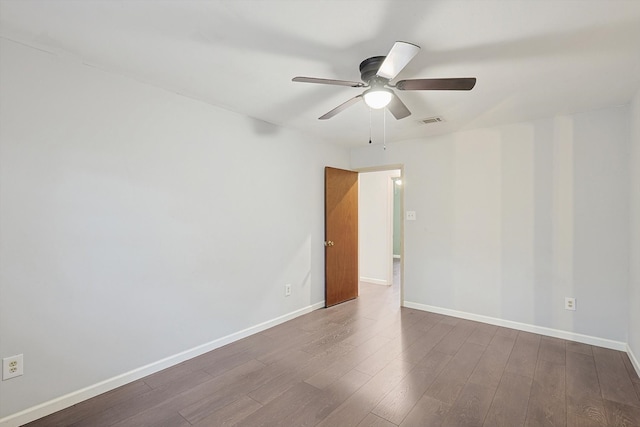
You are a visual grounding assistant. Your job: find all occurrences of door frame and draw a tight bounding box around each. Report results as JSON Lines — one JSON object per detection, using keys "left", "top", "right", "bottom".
{"left": 355, "top": 164, "right": 405, "bottom": 305}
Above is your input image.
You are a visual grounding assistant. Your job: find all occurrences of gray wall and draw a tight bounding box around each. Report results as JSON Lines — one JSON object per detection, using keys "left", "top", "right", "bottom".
{"left": 0, "top": 39, "right": 349, "bottom": 418}
{"left": 351, "top": 107, "right": 630, "bottom": 344}
{"left": 630, "top": 89, "right": 640, "bottom": 365}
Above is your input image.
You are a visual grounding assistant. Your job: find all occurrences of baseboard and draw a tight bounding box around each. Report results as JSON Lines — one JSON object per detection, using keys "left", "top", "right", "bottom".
{"left": 393, "top": 255, "right": 401, "bottom": 259}
{"left": 628, "top": 344, "right": 640, "bottom": 378}
{"left": 0, "top": 301, "right": 325, "bottom": 427}
{"left": 360, "top": 276, "right": 389, "bottom": 286}
{"left": 403, "top": 301, "right": 627, "bottom": 352}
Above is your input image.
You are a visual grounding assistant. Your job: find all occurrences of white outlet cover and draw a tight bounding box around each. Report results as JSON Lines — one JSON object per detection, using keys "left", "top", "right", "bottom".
{"left": 406, "top": 211, "right": 416, "bottom": 221}
{"left": 2, "top": 354, "right": 24, "bottom": 380}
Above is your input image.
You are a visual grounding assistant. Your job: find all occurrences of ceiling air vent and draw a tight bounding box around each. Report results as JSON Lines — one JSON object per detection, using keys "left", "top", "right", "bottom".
{"left": 418, "top": 116, "right": 444, "bottom": 125}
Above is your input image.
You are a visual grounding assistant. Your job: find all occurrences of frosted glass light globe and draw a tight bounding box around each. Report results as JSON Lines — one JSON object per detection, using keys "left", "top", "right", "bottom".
{"left": 363, "top": 89, "right": 393, "bottom": 109}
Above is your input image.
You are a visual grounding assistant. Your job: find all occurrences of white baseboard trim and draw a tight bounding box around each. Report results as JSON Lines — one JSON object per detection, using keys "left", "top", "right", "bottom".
{"left": 393, "top": 255, "right": 401, "bottom": 259}
{"left": 627, "top": 344, "right": 640, "bottom": 378}
{"left": 0, "top": 301, "right": 325, "bottom": 427}
{"left": 360, "top": 277, "right": 389, "bottom": 286}
{"left": 403, "top": 301, "right": 627, "bottom": 352}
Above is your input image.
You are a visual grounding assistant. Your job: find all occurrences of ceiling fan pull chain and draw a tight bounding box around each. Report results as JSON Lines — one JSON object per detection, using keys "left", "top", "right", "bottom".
{"left": 383, "top": 110, "right": 387, "bottom": 150}
{"left": 369, "top": 107, "right": 372, "bottom": 144}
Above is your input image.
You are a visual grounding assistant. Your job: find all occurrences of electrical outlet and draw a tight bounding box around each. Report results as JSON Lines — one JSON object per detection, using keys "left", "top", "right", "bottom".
{"left": 285, "top": 284, "right": 291, "bottom": 297}
{"left": 3, "top": 354, "right": 24, "bottom": 380}
{"left": 406, "top": 211, "right": 416, "bottom": 221}
{"left": 565, "top": 297, "right": 576, "bottom": 311}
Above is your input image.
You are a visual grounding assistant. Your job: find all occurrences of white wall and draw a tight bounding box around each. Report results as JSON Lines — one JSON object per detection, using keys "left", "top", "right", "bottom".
{"left": 359, "top": 170, "right": 400, "bottom": 285}
{"left": 351, "top": 106, "right": 630, "bottom": 345}
{"left": 0, "top": 39, "right": 349, "bottom": 419}
{"left": 630, "top": 89, "right": 640, "bottom": 367}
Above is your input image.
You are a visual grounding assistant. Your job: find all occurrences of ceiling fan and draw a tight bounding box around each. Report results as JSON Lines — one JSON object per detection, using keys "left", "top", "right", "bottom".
{"left": 292, "top": 41, "right": 476, "bottom": 120}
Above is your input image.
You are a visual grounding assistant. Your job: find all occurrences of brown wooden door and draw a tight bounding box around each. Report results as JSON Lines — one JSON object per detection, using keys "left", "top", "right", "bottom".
{"left": 325, "top": 167, "right": 359, "bottom": 307}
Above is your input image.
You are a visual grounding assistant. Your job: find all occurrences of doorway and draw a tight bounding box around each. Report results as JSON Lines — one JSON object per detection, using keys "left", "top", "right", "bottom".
{"left": 358, "top": 168, "right": 403, "bottom": 306}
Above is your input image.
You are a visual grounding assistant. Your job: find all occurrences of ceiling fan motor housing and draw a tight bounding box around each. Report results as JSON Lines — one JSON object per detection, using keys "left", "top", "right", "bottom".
{"left": 359, "top": 56, "right": 387, "bottom": 83}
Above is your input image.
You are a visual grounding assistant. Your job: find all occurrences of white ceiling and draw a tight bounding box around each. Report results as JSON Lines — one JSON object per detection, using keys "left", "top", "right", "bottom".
{"left": 2, "top": 0, "right": 640, "bottom": 146}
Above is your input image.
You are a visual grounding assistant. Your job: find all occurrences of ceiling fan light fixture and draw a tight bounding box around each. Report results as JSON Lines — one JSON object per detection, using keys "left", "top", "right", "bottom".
{"left": 363, "top": 88, "right": 393, "bottom": 109}
{"left": 292, "top": 40, "right": 475, "bottom": 121}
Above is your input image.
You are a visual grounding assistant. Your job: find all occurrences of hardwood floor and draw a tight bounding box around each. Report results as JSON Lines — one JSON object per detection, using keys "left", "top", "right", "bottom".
{"left": 26, "top": 269, "right": 640, "bottom": 426}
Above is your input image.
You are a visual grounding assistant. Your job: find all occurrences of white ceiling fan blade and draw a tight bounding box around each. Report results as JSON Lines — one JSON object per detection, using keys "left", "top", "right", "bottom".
{"left": 376, "top": 41, "right": 420, "bottom": 80}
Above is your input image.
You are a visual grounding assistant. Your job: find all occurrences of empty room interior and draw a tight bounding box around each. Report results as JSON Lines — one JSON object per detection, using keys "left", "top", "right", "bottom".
{"left": 1, "top": 1, "right": 640, "bottom": 426}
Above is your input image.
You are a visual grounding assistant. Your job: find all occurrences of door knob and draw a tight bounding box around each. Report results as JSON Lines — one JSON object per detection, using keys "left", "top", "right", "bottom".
{"left": 324, "top": 240, "right": 335, "bottom": 247}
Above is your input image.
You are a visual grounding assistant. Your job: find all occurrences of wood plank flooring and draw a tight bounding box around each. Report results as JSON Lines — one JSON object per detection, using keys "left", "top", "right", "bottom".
{"left": 25, "top": 270, "right": 640, "bottom": 426}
